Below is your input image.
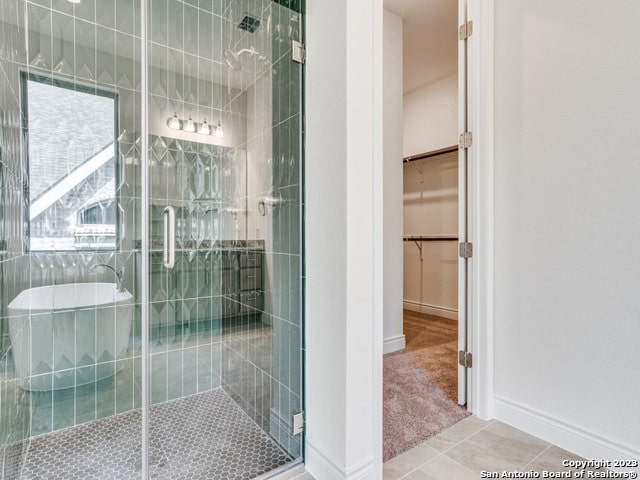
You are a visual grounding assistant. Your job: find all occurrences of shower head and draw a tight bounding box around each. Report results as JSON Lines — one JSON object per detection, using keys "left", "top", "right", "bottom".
{"left": 224, "top": 14, "right": 262, "bottom": 71}
{"left": 223, "top": 49, "right": 242, "bottom": 71}
{"left": 238, "top": 14, "right": 261, "bottom": 33}
{"left": 223, "top": 47, "right": 259, "bottom": 71}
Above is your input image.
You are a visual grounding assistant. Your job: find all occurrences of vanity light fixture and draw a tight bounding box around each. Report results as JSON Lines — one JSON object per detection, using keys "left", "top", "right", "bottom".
{"left": 183, "top": 115, "right": 196, "bottom": 133}
{"left": 167, "top": 114, "right": 225, "bottom": 138}
{"left": 167, "top": 112, "right": 181, "bottom": 130}
{"left": 199, "top": 119, "right": 211, "bottom": 136}
{"left": 214, "top": 121, "right": 224, "bottom": 138}
{"left": 67, "top": 0, "right": 82, "bottom": 3}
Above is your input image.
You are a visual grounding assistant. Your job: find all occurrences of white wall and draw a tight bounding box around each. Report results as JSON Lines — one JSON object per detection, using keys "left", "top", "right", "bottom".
{"left": 402, "top": 75, "right": 458, "bottom": 319}
{"left": 306, "top": 0, "right": 348, "bottom": 471}
{"left": 493, "top": 0, "right": 640, "bottom": 461}
{"left": 403, "top": 73, "right": 457, "bottom": 158}
{"left": 382, "top": 9, "right": 404, "bottom": 354}
{"left": 306, "top": 0, "right": 383, "bottom": 478}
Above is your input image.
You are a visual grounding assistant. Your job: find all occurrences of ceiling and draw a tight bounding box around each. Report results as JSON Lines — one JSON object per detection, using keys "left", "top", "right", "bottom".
{"left": 384, "top": 0, "right": 458, "bottom": 94}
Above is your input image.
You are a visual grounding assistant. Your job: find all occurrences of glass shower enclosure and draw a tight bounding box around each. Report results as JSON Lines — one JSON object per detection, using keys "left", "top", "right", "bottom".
{"left": 0, "top": 0, "right": 304, "bottom": 478}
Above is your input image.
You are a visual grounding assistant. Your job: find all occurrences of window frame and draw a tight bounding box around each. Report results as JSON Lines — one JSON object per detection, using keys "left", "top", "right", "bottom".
{"left": 20, "top": 71, "right": 121, "bottom": 253}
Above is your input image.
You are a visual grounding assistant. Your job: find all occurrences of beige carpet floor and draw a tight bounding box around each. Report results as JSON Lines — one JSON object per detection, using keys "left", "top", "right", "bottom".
{"left": 403, "top": 310, "right": 460, "bottom": 402}
{"left": 383, "top": 310, "right": 469, "bottom": 461}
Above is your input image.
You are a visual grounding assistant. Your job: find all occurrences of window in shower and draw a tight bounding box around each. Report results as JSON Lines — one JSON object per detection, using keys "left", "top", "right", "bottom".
{"left": 21, "top": 72, "right": 120, "bottom": 251}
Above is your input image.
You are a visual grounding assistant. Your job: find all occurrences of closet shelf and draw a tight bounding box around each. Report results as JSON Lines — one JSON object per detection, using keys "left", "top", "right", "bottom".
{"left": 403, "top": 235, "right": 458, "bottom": 242}
{"left": 404, "top": 236, "right": 459, "bottom": 259}
{"left": 402, "top": 145, "right": 458, "bottom": 164}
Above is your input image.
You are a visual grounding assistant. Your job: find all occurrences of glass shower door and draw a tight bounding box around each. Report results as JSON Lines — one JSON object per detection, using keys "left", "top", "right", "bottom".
{"left": 145, "top": 0, "right": 304, "bottom": 478}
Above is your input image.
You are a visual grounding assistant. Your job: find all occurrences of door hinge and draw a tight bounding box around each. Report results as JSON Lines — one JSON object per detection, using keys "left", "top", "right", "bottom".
{"left": 458, "top": 351, "right": 473, "bottom": 368}
{"left": 292, "top": 411, "right": 304, "bottom": 435}
{"left": 292, "top": 40, "right": 305, "bottom": 64}
{"left": 459, "top": 242, "right": 473, "bottom": 259}
{"left": 459, "top": 20, "right": 474, "bottom": 40}
{"left": 459, "top": 132, "right": 473, "bottom": 149}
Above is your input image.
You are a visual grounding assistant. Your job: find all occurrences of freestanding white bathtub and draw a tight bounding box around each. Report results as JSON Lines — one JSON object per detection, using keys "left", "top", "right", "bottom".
{"left": 7, "top": 283, "right": 133, "bottom": 391}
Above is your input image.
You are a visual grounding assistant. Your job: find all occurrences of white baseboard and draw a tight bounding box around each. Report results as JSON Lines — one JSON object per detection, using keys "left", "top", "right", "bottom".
{"left": 403, "top": 300, "right": 458, "bottom": 320}
{"left": 494, "top": 396, "right": 640, "bottom": 472}
{"left": 345, "top": 457, "right": 375, "bottom": 480}
{"left": 306, "top": 441, "right": 375, "bottom": 480}
{"left": 383, "top": 334, "right": 405, "bottom": 354}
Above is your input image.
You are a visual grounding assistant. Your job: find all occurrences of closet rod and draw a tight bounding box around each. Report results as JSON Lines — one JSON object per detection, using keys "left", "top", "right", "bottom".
{"left": 403, "top": 236, "right": 458, "bottom": 242}
{"left": 403, "top": 145, "right": 458, "bottom": 164}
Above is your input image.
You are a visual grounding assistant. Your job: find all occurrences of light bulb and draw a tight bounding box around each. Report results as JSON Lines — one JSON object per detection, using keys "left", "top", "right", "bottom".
{"left": 184, "top": 115, "right": 196, "bottom": 133}
{"left": 199, "top": 119, "right": 211, "bottom": 135}
{"left": 214, "top": 121, "right": 224, "bottom": 138}
{"left": 167, "top": 113, "right": 181, "bottom": 130}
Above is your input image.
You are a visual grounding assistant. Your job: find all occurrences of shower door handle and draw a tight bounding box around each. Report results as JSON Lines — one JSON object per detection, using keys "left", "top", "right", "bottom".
{"left": 163, "top": 206, "right": 175, "bottom": 269}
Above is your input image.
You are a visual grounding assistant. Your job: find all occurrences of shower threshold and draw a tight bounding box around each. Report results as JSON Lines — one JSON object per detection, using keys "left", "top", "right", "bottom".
{"left": 1, "top": 389, "right": 292, "bottom": 480}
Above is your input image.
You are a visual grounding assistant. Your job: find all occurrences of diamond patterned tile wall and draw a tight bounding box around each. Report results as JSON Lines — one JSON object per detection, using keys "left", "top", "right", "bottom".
{"left": 2, "top": 389, "right": 291, "bottom": 480}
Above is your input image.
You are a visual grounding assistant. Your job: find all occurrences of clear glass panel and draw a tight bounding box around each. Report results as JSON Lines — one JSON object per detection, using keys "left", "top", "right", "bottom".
{"left": 1, "top": 0, "right": 143, "bottom": 477}
{"left": 0, "top": 0, "right": 303, "bottom": 476}
{"left": 146, "top": 0, "right": 304, "bottom": 477}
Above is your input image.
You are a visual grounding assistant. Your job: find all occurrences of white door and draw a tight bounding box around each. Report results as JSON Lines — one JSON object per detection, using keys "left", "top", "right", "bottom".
{"left": 457, "top": 0, "right": 470, "bottom": 406}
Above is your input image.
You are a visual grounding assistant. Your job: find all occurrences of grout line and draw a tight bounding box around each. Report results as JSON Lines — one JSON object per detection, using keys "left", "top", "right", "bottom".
{"left": 390, "top": 447, "right": 446, "bottom": 480}
{"left": 522, "top": 444, "right": 552, "bottom": 470}
{"left": 396, "top": 458, "right": 442, "bottom": 479}
{"left": 446, "top": 454, "right": 486, "bottom": 476}
{"left": 428, "top": 417, "right": 496, "bottom": 455}
{"left": 387, "top": 418, "right": 495, "bottom": 479}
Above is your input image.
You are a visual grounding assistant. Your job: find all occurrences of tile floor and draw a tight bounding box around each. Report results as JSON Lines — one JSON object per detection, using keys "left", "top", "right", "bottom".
{"left": 284, "top": 416, "right": 609, "bottom": 480}
{"left": 383, "top": 416, "right": 606, "bottom": 480}
{"left": 0, "top": 411, "right": 614, "bottom": 480}
{"left": 2, "top": 389, "right": 291, "bottom": 480}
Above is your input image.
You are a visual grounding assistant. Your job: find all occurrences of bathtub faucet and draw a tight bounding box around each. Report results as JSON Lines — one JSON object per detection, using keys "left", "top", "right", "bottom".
{"left": 90, "top": 264, "right": 126, "bottom": 293}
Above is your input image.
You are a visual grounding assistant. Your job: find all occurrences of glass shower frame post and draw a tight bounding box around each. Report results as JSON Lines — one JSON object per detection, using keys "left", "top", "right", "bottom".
{"left": 140, "top": 0, "right": 150, "bottom": 478}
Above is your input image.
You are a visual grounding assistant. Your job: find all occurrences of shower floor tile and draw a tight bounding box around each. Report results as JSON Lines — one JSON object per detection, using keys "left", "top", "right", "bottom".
{"left": 3, "top": 389, "right": 291, "bottom": 480}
